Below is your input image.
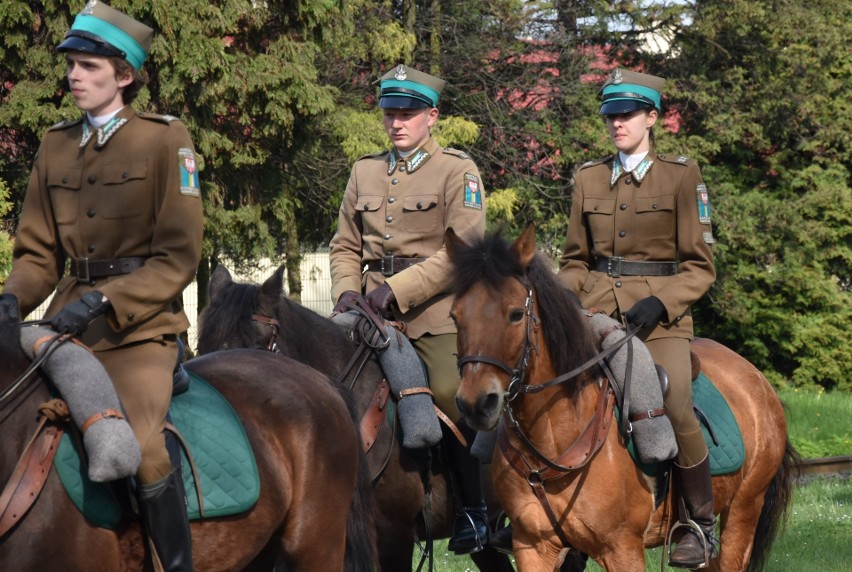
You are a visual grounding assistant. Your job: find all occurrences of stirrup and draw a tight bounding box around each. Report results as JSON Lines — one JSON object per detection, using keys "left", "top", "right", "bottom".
{"left": 447, "top": 509, "right": 488, "bottom": 555}
{"left": 666, "top": 518, "right": 713, "bottom": 569}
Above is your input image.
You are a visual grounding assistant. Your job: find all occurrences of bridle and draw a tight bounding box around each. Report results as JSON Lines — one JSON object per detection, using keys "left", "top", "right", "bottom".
{"left": 456, "top": 282, "right": 538, "bottom": 402}
{"left": 453, "top": 277, "right": 636, "bottom": 549}
{"left": 454, "top": 277, "right": 639, "bottom": 472}
{"left": 251, "top": 314, "right": 281, "bottom": 353}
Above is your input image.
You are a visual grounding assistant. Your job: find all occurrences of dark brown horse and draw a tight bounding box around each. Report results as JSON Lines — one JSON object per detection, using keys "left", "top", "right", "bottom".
{"left": 0, "top": 299, "right": 375, "bottom": 571}
{"left": 445, "top": 226, "right": 797, "bottom": 572}
{"left": 197, "top": 265, "right": 587, "bottom": 572}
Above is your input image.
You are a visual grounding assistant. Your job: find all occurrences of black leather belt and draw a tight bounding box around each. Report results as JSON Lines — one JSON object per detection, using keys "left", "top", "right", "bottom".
{"left": 365, "top": 254, "right": 427, "bottom": 277}
{"left": 72, "top": 257, "right": 147, "bottom": 282}
{"left": 594, "top": 257, "right": 678, "bottom": 277}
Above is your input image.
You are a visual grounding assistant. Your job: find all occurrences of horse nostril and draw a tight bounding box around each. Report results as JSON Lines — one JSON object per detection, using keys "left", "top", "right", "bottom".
{"left": 479, "top": 392, "right": 500, "bottom": 417}
{"left": 455, "top": 395, "right": 471, "bottom": 418}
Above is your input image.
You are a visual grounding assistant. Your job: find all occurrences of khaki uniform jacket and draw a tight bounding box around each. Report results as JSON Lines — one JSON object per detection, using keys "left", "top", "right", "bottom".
{"left": 557, "top": 152, "right": 715, "bottom": 340}
{"left": 4, "top": 106, "right": 203, "bottom": 351}
{"left": 330, "top": 137, "right": 486, "bottom": 339}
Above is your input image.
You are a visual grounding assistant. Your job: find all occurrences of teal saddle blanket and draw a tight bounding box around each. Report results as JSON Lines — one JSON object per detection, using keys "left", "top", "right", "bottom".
{"left": 53, "top": 372, "right": 260, "bottom": 529}
{"left": 627, "top": 372, "right": 745, "bottom": 476}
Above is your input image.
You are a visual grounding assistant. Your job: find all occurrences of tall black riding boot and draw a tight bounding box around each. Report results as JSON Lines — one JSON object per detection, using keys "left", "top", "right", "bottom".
{"left": 669, "top": 455, "right": 719, "bottom": 569}
{"left": 138, "top": 470, "right": 193, "bottom": 572}
{"left": 444, "top": 421, "right": 489, "bottom": 555}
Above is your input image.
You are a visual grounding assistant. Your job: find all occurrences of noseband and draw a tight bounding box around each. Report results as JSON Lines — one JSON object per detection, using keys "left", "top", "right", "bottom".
{"left": 251, "top": 314, "right": 281, "bottom": 353}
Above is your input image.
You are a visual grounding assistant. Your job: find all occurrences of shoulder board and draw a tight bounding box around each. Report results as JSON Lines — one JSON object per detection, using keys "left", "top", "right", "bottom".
{"left": 578, "top": 156, "right": 612, "bottom": 171}
{"left": 137, "top": 112, "right": 181, "bottom": 124}
{"left": 442, "top": 147, "right": 471, "bottom": 160}
{"left": 656, "top": 154, "right": 694, "bottom": 166}
{"left": 356, "top": 150, "right": 389, "bottom": 162}
{"left": 48, "top": 117, "right": 83, "bottom": 132}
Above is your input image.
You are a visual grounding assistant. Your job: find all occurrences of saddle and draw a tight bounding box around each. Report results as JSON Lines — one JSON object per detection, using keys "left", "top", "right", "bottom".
{"left": 625, "top": 368, "right": 745, "bottom": 478}
{"left": 2, "top": 357, "right": 259, "bottom": 533}
{"left": 55, "top": 370, "right": 259, "bottom": 528}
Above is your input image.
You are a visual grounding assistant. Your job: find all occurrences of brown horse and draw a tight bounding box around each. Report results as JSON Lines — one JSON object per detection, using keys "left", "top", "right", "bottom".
{"left": 196, "top": 265, "right": 589, "bottom": 572}
{"left": 445, "top": 226, "right": 797, "bottom": 572}
{"left": 0, "top": 299, "right": 376, "bottom": 571}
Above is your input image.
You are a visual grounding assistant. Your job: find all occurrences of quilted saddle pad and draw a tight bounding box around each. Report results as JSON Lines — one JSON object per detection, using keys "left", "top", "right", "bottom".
{"left": 53, "top": 372, "right": 259, "bottom": 528}
{"left": 627, "top": 371, "right": 745, "bottom": 476}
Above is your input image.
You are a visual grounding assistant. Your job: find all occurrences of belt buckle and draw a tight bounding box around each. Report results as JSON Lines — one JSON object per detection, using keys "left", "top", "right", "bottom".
{"left": 380, "top": 253, "right": 394, "bottom": 277}
{"left": 76, "top": 257, "right": 90, "bottom": 282}
{"left": 607, "top": 256, "right": 622, "bottom": 278}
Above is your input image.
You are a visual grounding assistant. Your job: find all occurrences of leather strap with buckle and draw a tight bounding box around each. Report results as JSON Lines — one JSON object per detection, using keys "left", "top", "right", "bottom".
{"left": 365, "top": 254, "right": 427, "bottom": 277}
{"left": 594, "top": 257, "right": 678, "bottom": 277}
{"left": 72, "top": 256, "right": 147, "bottom": 282}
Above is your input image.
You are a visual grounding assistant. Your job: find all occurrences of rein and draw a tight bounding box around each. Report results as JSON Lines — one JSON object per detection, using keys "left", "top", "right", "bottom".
{"left": 0, "top": 327, "right": 72, "bottom": 409}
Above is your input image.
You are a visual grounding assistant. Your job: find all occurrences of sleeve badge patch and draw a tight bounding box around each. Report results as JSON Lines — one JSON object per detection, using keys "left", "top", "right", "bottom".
{"left": 696, "top": 183, "right": 711, "bottom": 224}
{"left": 464, "top": 173, "right": 482, "bottom": 210}
{"left": 179, "top": 148, "right": 200, "bottom": 197}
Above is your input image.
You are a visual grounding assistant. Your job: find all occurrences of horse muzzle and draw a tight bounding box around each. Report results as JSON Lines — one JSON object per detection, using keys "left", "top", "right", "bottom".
{"left": 455, "top": 379, "right": 504, "bottom": 431}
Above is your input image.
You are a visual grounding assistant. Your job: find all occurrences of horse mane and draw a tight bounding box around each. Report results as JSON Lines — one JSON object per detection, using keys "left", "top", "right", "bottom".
{"left": 196, "top": 279, "right": 261, "bottom": 354}
{"left": 449, "top": 230, "right": 599, "bottom": 385}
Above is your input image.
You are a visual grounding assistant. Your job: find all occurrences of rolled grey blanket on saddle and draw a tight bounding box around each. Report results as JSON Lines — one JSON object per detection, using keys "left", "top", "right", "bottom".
{"left": 587, "top": 313, "right": 678, "bottom": 464}
{"left": 332, "top": 312, "right": 442, "bottom": 449}
{"left": 20, "top": 326, "right": 141, "bottom": 482}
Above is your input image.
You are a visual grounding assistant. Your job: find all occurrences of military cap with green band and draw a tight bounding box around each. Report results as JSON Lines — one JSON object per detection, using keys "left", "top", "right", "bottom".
{"left": 599, "top": 68, "right": 665, "bottom": 116}
{"left": 378, "top": 65, "right": 447, "bottom": 109}
{"left": 58, "top": 0, "right": 153, "bottom": 71}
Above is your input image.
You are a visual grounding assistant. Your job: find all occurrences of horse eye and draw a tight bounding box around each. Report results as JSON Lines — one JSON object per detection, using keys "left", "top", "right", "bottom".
{"left": 509, "top": 309, "right": 525, "bottom": 323}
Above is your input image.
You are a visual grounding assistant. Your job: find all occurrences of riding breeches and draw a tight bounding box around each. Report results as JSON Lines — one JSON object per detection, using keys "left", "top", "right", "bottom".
{"left": 95, "top": 335, "right": 179, "bottom": 484}
{"left": 411, "top": 333, "right": 462, "bottom": 422}
{"left": 644, "top": 337, "right": 708, "bottom": 466}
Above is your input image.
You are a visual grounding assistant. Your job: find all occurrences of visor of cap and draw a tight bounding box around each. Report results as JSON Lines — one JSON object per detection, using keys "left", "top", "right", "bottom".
{"left": 379, "top": 95, "right": 431, "bottom": 109}
{"left": 64, "top": 13, "right": 148, "bottom": 70}
{"left": 57, "top": 33, "right": 126, "bottom": 60}
{"left": 599, "top": 98, "right": 655, "bottom": 116}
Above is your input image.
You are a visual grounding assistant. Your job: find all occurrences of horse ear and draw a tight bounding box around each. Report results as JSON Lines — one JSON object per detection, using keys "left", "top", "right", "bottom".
{"left": 209, "top": 265, "right": 233, "bottom": 299}
{"left": 444, "top": 227, "right": 466, "bottom": 263}
{"left": 261, "top": 265, "right": 285, "bottom": 299}
{"left": 512, "top": 224, "right": 537, "bottom": 267}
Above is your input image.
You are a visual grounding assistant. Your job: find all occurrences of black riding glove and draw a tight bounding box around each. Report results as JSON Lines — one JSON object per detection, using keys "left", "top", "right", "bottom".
{"left": 624, "top": 296, "right": 666, "bottom": 330}
{"left": 332, "top": 290, "right": 362, "bottom": 315}
{"left": 50, "top": 290, "right": 110, "bottom": 335}
{"left": 365, "top": 283, "right": 396, "bottom": 318}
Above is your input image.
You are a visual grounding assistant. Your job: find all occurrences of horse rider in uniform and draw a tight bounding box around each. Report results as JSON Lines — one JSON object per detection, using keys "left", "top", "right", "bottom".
{"left": 329, "top": 64, "right": 490, "bottom": 554}
{"left": 2, "top": 2, "right": 203, "bottom": 570}
{"left": 557, "top": 68, "right": 719, "bottom": 568}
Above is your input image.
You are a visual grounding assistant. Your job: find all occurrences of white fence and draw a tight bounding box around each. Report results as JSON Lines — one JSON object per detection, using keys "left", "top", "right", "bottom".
{"left": 30, "top": 251, "right": 334, "bottom": 353}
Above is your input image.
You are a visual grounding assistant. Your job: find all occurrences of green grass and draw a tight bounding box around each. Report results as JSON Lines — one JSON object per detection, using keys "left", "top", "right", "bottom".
{"left": 416, "top": 389, "right": 851, "bottom": 570}
{"left": 778, "top": 388, "right": 852, "bottom": 458}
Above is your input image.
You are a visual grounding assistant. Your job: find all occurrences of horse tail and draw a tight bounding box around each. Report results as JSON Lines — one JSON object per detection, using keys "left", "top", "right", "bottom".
{"left": 339, "top": 385, "right": 379, "bottom": 572}
{"left": 748, "top": 437, "right": 801, "bottom": 572}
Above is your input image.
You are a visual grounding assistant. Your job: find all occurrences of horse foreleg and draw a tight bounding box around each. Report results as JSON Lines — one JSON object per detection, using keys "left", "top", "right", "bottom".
{"left": 512, "top": 524, "right": 566, "bottom": 572}
{"left": 592, "top": 537, "right": 647, "bottom": 572}
{"left": 470, "top": 547, "right": 516, "bottom": 572}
